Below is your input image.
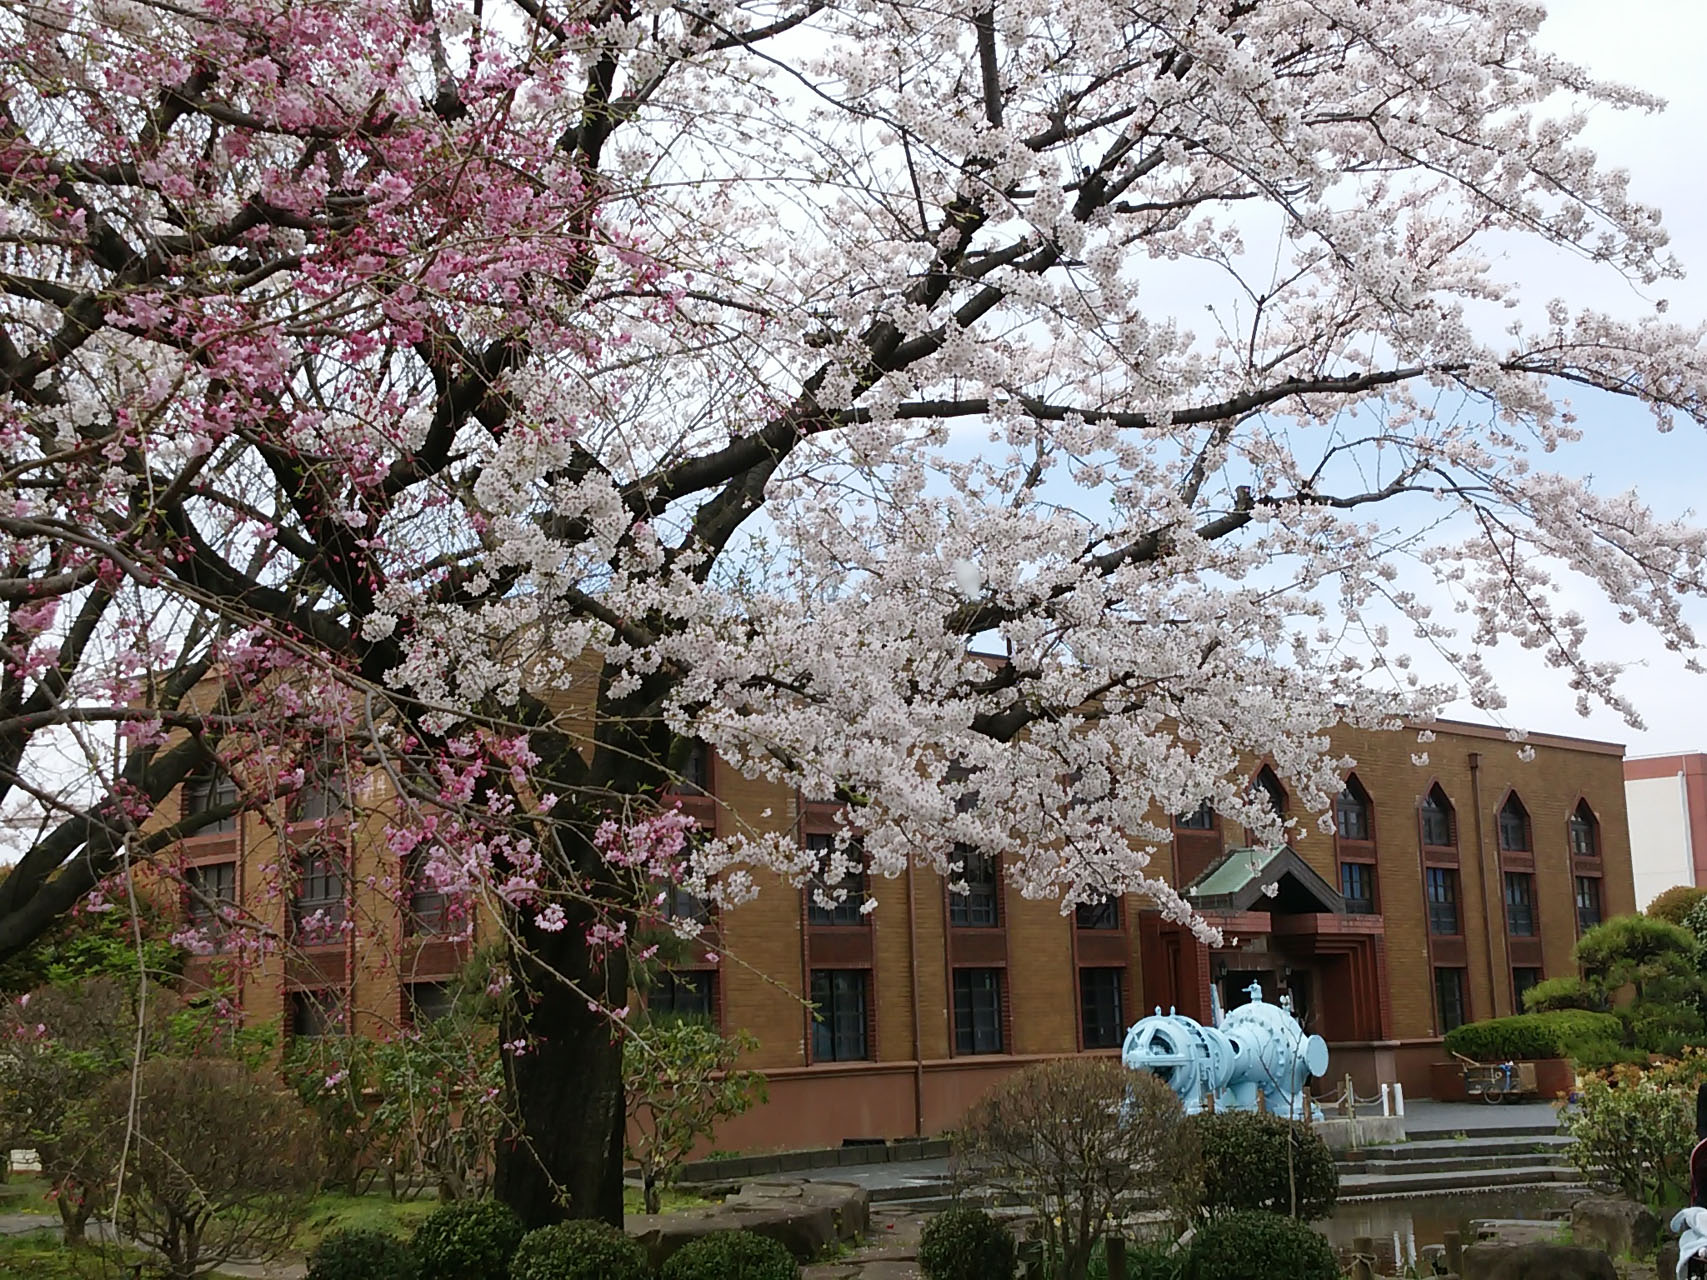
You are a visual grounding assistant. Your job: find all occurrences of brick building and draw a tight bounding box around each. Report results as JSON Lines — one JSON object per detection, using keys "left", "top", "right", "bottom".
{"left": 167, "top": 717, "right": 1635, "bottom": 1152}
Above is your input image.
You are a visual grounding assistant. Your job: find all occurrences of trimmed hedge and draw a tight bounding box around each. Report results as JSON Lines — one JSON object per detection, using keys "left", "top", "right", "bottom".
{"left": 413, "top": 1200, "right": 526, "bottom": 1280}
{"left": 1190, "top": 1110, "right": 1338, "bottom": 1222}
{"left": 510, "top": 1221, "right": 649, "bottom": 1280}
{"left": 918, "top": 1205, "right": 1016, "bottom": 1280}
{"left": 307, "top": 1228, "right": 417, "bottom": 1280}
{"left": 1442, "top": 1010, "right": 1622, "bottom": 1062}
{"left": 660, "top": 1230, "right": 799, "bottom": 1280}
{"left": 1186, "top": 1210, "right": 1338, "bottom": 1280}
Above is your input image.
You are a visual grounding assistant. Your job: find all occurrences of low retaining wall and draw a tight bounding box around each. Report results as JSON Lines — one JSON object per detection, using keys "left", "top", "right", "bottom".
{"left": 1313, "top": 1114, "right": 1406, "bottom": 1150}
{"left": 1427, "top": 1057, "right": 1575, "bottom": 1102}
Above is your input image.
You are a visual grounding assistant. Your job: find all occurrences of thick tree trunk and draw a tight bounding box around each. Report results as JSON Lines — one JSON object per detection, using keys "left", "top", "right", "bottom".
{"left": 493, "top": 917, "right": 629, "bottom": 1227}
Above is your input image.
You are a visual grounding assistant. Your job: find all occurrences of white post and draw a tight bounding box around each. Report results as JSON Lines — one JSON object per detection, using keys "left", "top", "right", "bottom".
{"left": 1393, "top": 1082, "right": 1405, "bottom": 1117}
{"left": 1380, "top": 1083, "right": 1391, "bottom": 1117}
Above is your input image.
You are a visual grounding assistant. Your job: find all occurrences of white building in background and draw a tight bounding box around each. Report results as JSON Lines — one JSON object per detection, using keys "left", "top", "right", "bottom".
{"left": 1623, "top": 753, "right": 1707, "bottom": 909}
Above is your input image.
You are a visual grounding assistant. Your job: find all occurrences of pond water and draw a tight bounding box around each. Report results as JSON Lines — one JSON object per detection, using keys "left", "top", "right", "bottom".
{"left": 1317, "top": 1188, "right": 1578, "bottom": 1272}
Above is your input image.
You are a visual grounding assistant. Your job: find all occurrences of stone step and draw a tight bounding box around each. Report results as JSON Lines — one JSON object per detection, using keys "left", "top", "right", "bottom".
{"left": 1339, "top": 1164, "right": 1588, "bottom": 1198}
{"left": 1351, "top": 1160, "right": 1577, "bottom": 1181}
{"left": 1341, "top": 1135, "right": 1574, "bottom": 1164}
{"left": 1403, "top": 1123, "right": 1563, "bottom": 1142}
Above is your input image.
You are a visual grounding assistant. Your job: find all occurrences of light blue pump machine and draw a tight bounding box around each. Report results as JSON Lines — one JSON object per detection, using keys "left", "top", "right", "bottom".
{"left": 1121, "top": 982, "right": 1329, "bottom": 1121}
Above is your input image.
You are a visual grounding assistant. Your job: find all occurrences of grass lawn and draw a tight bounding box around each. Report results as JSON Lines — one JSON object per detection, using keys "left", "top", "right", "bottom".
{"left": 0, "top": 1233, "right": 188, "bottom": 1279}
{"left": 295, "top": 1190, "right": 441, "bottom": 1251}
{"left": 622, "top": 1186, "right": 718, "bottom": 1216}
{"left": 0, "top": 1175, "right": 57, "bottom": 1217}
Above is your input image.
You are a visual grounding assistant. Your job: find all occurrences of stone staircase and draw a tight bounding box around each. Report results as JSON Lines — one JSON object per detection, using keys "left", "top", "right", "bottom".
{"left": 1336, "top": 1123, "right": 1585, "bottom": 1199}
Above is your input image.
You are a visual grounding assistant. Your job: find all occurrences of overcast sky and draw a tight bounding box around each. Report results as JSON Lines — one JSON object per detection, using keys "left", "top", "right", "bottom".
{"left": 1414, "top": 0, "right": 1707, "bottom": 755}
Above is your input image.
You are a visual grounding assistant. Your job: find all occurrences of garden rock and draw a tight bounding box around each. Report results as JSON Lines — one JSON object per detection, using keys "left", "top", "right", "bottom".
{"left": 1460, "top": 1242, "right": 1617, "bottom": 1280}
{"left": 1571, "top": 1196, "right": 1660, "bottom": 1258}
{"left": 629, "top": 1180, "right": 869, "bottom": 1269}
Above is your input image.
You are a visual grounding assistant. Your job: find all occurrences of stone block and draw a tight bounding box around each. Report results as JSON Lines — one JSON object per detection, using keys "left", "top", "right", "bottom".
{"left": 629, "top": 1179, "right": 871, "bottom": 1271}
{"left": 1571, "top": 1196, "right": 1659, "bottom": 1259}
{"left": 1460, "top": 1243, "right": 1616, "bottom": 1280}
{"left": 1660, "top": 1239, "right": 1680, "bottom": 1279}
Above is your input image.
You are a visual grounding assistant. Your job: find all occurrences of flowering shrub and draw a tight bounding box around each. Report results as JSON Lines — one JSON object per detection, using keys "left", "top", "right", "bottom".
{"left": 1563, "top": 1055, "right": 1707, "bottom": 1210}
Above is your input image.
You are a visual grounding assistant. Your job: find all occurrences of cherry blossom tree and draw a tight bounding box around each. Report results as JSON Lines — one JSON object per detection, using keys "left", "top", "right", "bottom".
{"left": 3, "top": 0, "right": 1707, "bottom": 1227}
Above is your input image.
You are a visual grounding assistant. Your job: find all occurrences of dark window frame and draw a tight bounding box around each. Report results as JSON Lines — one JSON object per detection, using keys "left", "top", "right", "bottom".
{"left": 1420, "top": 786, "right": 1455, "bottom": 848}
{"left": 405, "top": 850, "right": 453, "bottom": 936}
{"left": 1335, "top": 777, "right": 1372, "bottom": 842}
{"left": 289, "top": 989, "right": 340, "bottom": 1040}
{"left": 806, "top": 833, "right": 867, "bottom": 927}
{"left": 1074, "top": 896, "right": 1120, "bottom": 931}
{"left": 1512, "top": 967, "right": 1543, "bottom": 1009}
{"left": 1434, "top": 967, "right": 1469, "bottom": 1034}
{"left": 291, "top": 769, "right": 349, "bottom": 824}
{"left": 1498, "top": 794, "right": 1531, "bottom": 853}
{"left": 1251, "top": 767, "right": 1287, "bottom": 817}
{"left": 185, "top": 861, "right": 237, "bottom": 946}
{"left": 671, "top": 740, "right": 713, "bottom": 796}
{"left": 1504, "top": 870, "right": 1537, "bottom": 937}
{"left": 1079, "top": 967, "right": 1125, "bottom": 1050}
{"left": 405, "top": 981, "right": 455, "bottom": 1027}
{"left": 1569, "top": 803, "right": 1600, "bottom": 859}
{"left": 1175, "top": 801, "right": 1216, "bottom": 831}
{"left": 952, "top": 968, "right": 1004, "bottom": 1055}
{"left": 1425, "top": 866, "right": 1460, "bottom": 936}
{"left": 650, "top": 970, "right": 716, "bottom": 1022}
{"left": 1575, "top": 875, "right": 1604, "bottom": 933}
{"left": 948, "top": 849, "right": 1001, "bottom": 928}
{"left": 809, "top": 968, "right": 870, "bottom": 1062}
{"left": 183, "top": 769, "right": 239, "bottom": 834}
{"left": 291, "top": 847, "right": 347, "bottom": 942}
{"left": 1340, "top": 862, "right": 1377, "bottom": 915}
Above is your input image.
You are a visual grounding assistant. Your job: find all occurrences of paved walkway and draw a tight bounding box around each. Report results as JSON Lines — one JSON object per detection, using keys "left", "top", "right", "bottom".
{"left": 1402, "top": 1098, "right": 1564, "bottom": 1135}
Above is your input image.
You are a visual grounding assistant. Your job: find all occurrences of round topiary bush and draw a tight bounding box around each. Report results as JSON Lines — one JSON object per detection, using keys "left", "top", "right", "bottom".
{"left": 660, "top": 1229, "right": 799, "bottom": 1280}
{"left": 413, "top": 1199, "right": 526, "bottom": 1280}
{"left": 917, "top": 1204, "right": 1016, "bottom": 1280}
{"left": 1189, "top": 1110, "right": 1338, "bottom": 1222}
{"left": 307, "top": 1227, "right": 418, "bottom": 1280}
{"left": 1186, "top": 1210, "right": 1337, "bottom": 1280}
{"left": 510, "top": 1220, "right": 649, "bottom": 1280}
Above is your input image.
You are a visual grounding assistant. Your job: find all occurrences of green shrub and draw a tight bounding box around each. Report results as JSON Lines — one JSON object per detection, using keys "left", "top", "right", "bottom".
{"left": 1442, "top": 1010, "right": 1622, "bottom": 1061}
{"left": 1185, "top": 1210, "right": 1338, "bottom": 1280}
{"left": 510, "top": 1220, "right": 649, "bottom": 1280}
{"left": 1648, "top": 886, "right": 1707, "bottom": 926}
{"left": 1189, "top": 1111, "right": 1337, "bottom": 1222}
{"left": 660, "top": 1230, "right": 799, "bottom": 1280}
{"left": 1522, "top": 976, "right": 1600, "bottom": 1013}
{"left": 307, "top": 1228, "right": 417, "bottom": 1280}
{"left": 1562, "top": 1064, "right": 1699, "bottom": 1211}
{"left": 918, "top": 1205, "right": 1016, "bottom": 1280}
{"left": 1088, "top": 1240, "right": 1184, "bottom": 1280}
{"left": 413, "top": 1200, "right": 525, "bottom": 1280}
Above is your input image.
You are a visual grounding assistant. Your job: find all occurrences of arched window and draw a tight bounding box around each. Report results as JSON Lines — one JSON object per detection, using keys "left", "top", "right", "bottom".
{"left": 1568, "top": 801, "right": 1599, "bottom": 859}
{"left": 1420, "top": 785, "right": 1455, "bottom": 848}
{"left": 1251, "top": 766, "right": 1287, "bottom": 817}
{"left": 1498, "top": 794, "right": 1531, "bottom": 853}
{"left": 1335, "top": 776, "right": 1372, "bottom": 842}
